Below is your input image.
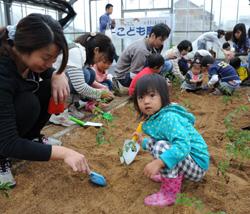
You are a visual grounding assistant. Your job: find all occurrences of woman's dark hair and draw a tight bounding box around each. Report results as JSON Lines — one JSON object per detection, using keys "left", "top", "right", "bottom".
{"left": 225, "top": 31, "right": 233, "bottom": 41}
{"left": 75, "top": 33, "right": 115, "bottom": 65}
{"left": 149, "top": 23, "right": 171, "bottom": 40}
{"left": 177, "top": 40, "right": 193, "bottom": 52}
{"left": 229, "top": 57, "right": 241, "bottom": 69}
{"left": 232, "top": 23, "right": 247, "bottom": 52}
{"left": 217, "top": 29, "right": 225, "bottom": 38}
{"left": 248, "top": 27, "right": 250, "bottom": 38}
{"left": 147, "top": 53, "right": 164, "bottom": 69}
{"left": 0, "top": 13, "right": 68, "bottom": 74}
{"left": 133, "top": 74, "right": 170, "bottom": 114}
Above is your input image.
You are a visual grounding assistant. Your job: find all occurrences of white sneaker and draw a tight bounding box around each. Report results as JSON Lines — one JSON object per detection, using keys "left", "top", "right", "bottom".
{"left": 49, "top": 110, "right": 75, "bottom": 127}
{"left": 68, "top": 105, "right": 85, "bottom": 119}
{"left": 33, "top": 135, "right": 62, "bottom": 146}
{"left": 0, "top": 159, "right": 16, "bottom": 188}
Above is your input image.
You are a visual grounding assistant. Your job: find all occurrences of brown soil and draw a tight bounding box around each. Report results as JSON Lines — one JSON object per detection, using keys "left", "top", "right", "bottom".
{"left": 0, "top": 88, "right": 250, "bottom": 214}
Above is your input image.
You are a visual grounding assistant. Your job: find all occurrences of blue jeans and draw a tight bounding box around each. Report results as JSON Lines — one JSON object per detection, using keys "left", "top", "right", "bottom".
{"left": 83, "top": 67, "right": 96, "bottom": 85}
{"left": 160, "top": 59, "right": 173, "bottom": 78}
{"left": 101, "top": 79, "right": 113, "bottom": 90}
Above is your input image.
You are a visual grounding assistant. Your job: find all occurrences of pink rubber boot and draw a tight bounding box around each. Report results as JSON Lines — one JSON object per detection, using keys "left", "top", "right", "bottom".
{"left": 144, "top": 174, "right": 183, "bottom": 207}
{"left": 150, "top": 174, "right": 162, "bottom": 183}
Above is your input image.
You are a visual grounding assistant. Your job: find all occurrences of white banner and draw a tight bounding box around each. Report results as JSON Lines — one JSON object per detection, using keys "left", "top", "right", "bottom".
{"left": 111, "top": 16, "right": 174, "bottom": 39}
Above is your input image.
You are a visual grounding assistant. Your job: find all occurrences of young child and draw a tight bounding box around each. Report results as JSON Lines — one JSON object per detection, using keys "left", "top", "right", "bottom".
{"left": 129, "top": 53, "right": 164, "bottom": 96}
{"left": 91, "top": 59, "right": 113, "bottom": 91}
{"left": 181, "top": 58, "right": 203, "bottom": 92}
{"left": 230, "top": 57, "right": 250, "bottom": 86}
{"left": 201, "top": 55, "right": 241, "bottom": 95}
{"left": 133, "top": 74, "right": 209, "bottom": 207}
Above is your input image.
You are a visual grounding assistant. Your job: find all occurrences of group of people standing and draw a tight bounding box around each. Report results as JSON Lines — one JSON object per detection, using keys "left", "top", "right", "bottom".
{"left": 0, "top": 3, "right": 248, "bottom": 208}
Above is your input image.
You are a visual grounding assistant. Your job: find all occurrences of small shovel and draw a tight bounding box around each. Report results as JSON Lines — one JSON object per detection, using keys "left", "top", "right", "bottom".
{"left": 120, "top": 122, "right": 143, "bottom": 165}
{"left": 89, "top": 171, "right": 107, "bottom": 187}
{"left": 69, "top": 116, "right": 103, "bottom": 127}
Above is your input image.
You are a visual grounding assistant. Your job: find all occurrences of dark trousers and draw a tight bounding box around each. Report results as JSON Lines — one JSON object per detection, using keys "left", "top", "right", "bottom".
{"left": 15, "top": 80, "right": 51, "bottom": 139}
{"left": 118, "top": 72, "right": 132, "bottom": 87}
{"left": 0, "top": 80, "right": 51, "bottom": 160}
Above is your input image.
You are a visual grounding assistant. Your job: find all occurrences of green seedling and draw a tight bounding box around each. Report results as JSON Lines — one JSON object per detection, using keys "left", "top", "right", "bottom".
{"left": 217, "top": 160, "right": 230, "bottom": 183}
{"left": 0, "top": 182, "right": 12, "bottom": 198}
{"left": 124, "top": 140, "right": 137, "bottom": 152}
{"left": 94, "top": 107, "right": 113, "bottom": 121}
{"left": 96, "top": 127, "right": 109, "bottom": 145}
{"left": 175, "top": 193, "right": 204, "bottom": 211}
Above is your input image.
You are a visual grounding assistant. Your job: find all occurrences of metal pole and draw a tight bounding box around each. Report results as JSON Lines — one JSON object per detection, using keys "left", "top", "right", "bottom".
{"left": 218, "top": 0, "right": 222, "bottom": 28}
{"left": 236, "top": 0, "right": 239, "bottom": 24}
{"left": 3, "top": 1, "right": 11, "bottom": 25}
{"left": 209, "top": 0, "right": 213, "bottom": 31}
{"left": 89, "top": 0, "right": 92, "bottom": 32}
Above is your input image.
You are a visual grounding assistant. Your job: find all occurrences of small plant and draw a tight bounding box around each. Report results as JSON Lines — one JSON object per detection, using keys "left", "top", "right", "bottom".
{"left": 181, "top": 99, "right": 192, "bottom": 109}
{"left": 124, "top": 140, "right": 137, "bottom": 152}
{"left": 175, "top": 193, "right": 204, "bottom": 211}
{"left": 222, "top": 95, "right": 233, "bottom": 105}
{"left": 0, "top": 182, "right": 12, "bottom": 198}
{"left": 96, "top": 127, "right": 109, "bottom": 145}
{"left": 217, "top": 160, "right": 230, "bottom": 183}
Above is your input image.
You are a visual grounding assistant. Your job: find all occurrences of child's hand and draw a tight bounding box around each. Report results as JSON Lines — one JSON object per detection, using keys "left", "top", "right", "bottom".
{"left": 132, "top": 132, "right": 143, "bottom": 144}
{"left": 144, "top": 159, "right": 165, "bottom": 178}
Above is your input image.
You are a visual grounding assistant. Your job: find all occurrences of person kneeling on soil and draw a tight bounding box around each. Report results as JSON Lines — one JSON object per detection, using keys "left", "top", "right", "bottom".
{"left": 133, "top": 74, "right": 210, "bottom": 207}
{"left": 0, "top": 14, "right": 90, "bottom": 187}
{"left": 201, "top": 56, "right": 241, "bottom": 95}
{"left": 181, "top": 57, "right": 203, "bottom": 92}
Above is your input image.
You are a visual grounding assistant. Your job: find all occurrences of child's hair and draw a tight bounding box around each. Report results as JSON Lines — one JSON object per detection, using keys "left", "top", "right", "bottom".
{"left": 200, "top": 55, "right": 215, "bottom": 67}
{"left": 177, "top": 40, "right": 193, "bottom": 53}
{"left": 229, "top": 57, "right": 241, "bottom": 69}
{"left": 222, "top": 42, "right": 231, "bottom": 50}
{"left": 190, "top": 57, "right": 201, "bottom": 68}
{"left": 133, "top": 74, "right": 170, "bottom": 114}
{"left": 232, "top": 23, "right": 247, "bottom": 51}
{"left": 217, "top": 29, "right": 225, "bottom": 38}
{"left": 149, "top": 23, "right": 171, "bottom": 40}
{"left": 147, "top": 53, "right": 164, "bottom": 69}
{"left": 0, "top": 13, "right": 68, "bottom": 74}
{"left": 75, "top": 33, "right": 115, "bottom": 65}
{"left": 208, "top": 49, "right": 216, "bottom": 58}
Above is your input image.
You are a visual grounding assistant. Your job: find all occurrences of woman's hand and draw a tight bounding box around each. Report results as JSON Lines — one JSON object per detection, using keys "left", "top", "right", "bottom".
{"left": 51, "top": 72, "right": 70, "bottom": 104}
{"left": 63, "top": 150, "right": 90, "bottom": 173}
{"left": 101, "top": 90, "right": 114, "bottom": 100}
{"left": 51, "top": 146, "right": 91, "bottom": 174}
{"left": 144, "top": 159, "right": 165, "bottom": 178}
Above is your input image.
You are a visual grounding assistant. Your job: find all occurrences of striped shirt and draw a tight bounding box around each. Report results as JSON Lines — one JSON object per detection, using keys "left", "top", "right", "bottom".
{"left": 54, "top": 43, "right": 102, "bottom": 99}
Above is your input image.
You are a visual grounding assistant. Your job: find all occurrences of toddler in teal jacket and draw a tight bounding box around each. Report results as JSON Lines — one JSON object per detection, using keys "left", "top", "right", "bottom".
{"left": 133, "top": 74, "right": 210, "bottom": 207}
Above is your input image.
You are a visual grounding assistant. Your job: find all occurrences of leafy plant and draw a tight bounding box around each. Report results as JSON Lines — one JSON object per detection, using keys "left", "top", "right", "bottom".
{"left": 175, "top": 193, "right": 204, "bottom": 211}
{"left": 0, "top": 182, "right": 12, "bottom": 198}
{"left": 96, "top": 127, "right": 109, "bottom": 145}
{"left": 181, "top": 99, "right": 192, "bottom": 109}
